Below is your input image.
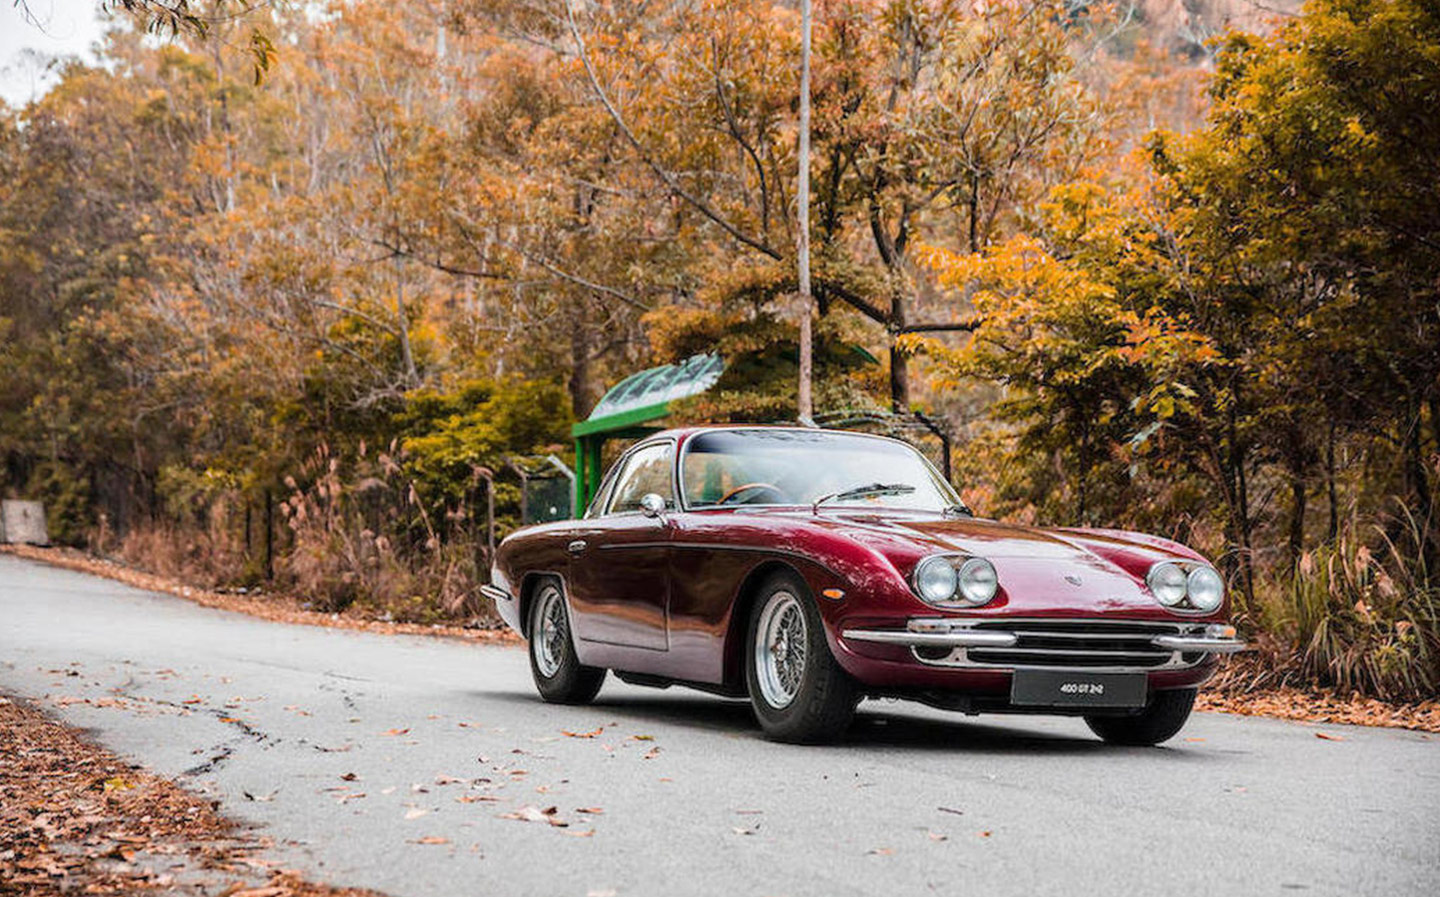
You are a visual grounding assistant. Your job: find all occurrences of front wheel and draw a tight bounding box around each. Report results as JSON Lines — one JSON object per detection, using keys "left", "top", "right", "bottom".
{"left": 528, "top": 580, "right": 605, "bottom": 704}
{"left": 1084, "top": 688, "right": 1196, "bottom": 746}
{"left": 745, "top": 572, "right": 856, "bottom": 743}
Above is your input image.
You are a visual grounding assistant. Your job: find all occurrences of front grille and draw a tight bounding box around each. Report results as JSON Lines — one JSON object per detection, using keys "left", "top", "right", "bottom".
{"left": 916, "top": 618, "right": 1206, "bottom": 671}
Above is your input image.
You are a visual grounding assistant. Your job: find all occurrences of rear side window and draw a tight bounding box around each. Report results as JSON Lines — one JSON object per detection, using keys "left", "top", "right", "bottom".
{"left": 605, "top": 443, "right": 676, "bottom": 514}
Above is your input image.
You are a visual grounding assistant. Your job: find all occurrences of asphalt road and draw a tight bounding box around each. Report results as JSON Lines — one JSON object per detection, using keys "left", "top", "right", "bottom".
{"left": 2, "top": 554, "right": 1437, "bottom": 897}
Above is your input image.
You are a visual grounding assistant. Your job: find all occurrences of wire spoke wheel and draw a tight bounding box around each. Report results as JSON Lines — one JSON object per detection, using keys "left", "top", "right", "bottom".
{"left": 754, "top": 590, "right": 808, "bottom": 709}
{"left": 532, "top": 585, "right": 567, "bottom": 678}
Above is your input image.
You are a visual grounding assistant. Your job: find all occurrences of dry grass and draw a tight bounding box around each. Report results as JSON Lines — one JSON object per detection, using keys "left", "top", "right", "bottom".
{"left": 0, "top": 544, "right": 519, "bottom": 647}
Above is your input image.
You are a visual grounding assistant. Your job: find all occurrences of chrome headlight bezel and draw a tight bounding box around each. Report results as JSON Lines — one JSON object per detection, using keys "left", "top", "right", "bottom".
{"left": 913, "top": 555, "right": 960, "bottom": 604}
{"left": 1146, "top": 560, "right": 1225, "bottom": 613}
{"left": 1186, "top": 565, "right": 1224, "bottom": 612}
{"left": 911, "top": 554, "right": 998, "bottom": 608}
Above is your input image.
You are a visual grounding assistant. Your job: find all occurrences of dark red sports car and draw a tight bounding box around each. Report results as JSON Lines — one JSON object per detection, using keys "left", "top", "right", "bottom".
{"left": 485, "top": 426, "right": 1244, "bottom": 744}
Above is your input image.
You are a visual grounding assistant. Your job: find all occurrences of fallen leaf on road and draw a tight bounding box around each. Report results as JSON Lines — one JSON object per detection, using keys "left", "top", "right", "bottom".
{"left": 927, "top": 831, "right": 948, "bottom": 842}
{"left": 231, "top": 888, "right": 285, "bottom": 897}
{"left": 434, "top": 775, "right": 464, "bottom": 785}
{"left": 340, "top": 772, "right": 358, "bottom": 782}
{"left": 456, "top": 795, "right": 498, "bottom": 803}
{"left": 563, "top": 727, "right": 604, "bottom": 738}
{"left": 242, "top": 790, "right": 277, "bottom": 802}
{"left": 404, "top": 808, "right": 430, "bottom": 820}
{"left": 218, "top": 717, "right": 241, "bottom": 724}
{"left": 409, "top": 837, "right": 449, "bottom": 845}
{"left": 382, "top": 728, "right": 410, "bottom": 737}
{"left": 866, "top": 847, "right": 894, "bottom": 856}
{"left": 1315, "top": 732, "right": 1346, "bottom": 741}
{"left": 979, "top": 831, "right": 992, "bottom": 838}
{"left": 732, "top": 826, "right": 757, "bottom": 836}
{"left": 338, "top": 792, "right": 366, "bottom": 804}
{"left": 937, "top": 806, "right": 964, "bottom": 816}
{"left": 182, "top": 697, "right": 202, "bottom": 705}
{"left": 564, "top": 829, "right": 596, "bottom": 838}
{"left": 642, "top": 747, "right": 661, "bottom": 760}
{"left": 630, "top": 734, "right": 654, "bottom": 741}
{"left": 576, "top": 807, "right": 604, "bottom": 815}
{"left": 501, "top": 805, "right": 568, "bottom": 827}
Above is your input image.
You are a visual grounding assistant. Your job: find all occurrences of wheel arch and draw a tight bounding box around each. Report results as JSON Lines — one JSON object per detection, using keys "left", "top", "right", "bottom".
{"left": 517, "top": 571, "right": 564, "bottom": 640}
{"left": 721, "top": 559, "right": 808, "bottom": 690}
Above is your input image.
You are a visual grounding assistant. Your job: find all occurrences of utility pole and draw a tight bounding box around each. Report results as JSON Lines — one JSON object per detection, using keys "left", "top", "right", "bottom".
{"left": 796, "top": 0, "right": 816, "bottom": 427}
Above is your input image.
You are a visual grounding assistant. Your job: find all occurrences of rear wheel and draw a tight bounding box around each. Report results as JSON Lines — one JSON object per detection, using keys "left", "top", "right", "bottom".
{"left": 528, "top": 580, "right": 604, "bottom": 704}
{"left": 1085, "top": 688, "right": 1196, "bottom": 746}
{"left": 745, "top": 572, "right": 855, "bottom": 743}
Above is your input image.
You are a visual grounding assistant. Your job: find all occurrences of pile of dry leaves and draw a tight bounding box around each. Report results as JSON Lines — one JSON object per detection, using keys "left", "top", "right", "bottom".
{"left": 1199, "top": 659, "right": 1440, "bottom": 732}
{"left": 0, "top": 693, "right": 380, "bottom": 897}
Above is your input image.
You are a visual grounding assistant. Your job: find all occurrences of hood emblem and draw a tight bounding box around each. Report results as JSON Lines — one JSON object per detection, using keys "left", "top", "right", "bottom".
{"left": 1064, "top": 574, "right": 1083, "bottom": 586}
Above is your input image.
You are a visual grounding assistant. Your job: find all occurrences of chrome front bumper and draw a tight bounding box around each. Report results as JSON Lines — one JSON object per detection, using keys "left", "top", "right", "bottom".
{"left": 842, "top": 617, "right": 1246, "bottom": 671}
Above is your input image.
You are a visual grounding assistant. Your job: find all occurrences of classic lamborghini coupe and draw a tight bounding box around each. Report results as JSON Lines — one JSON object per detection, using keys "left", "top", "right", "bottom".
{"left": 484, "top": 426, "right": 1244, "bottom": 744}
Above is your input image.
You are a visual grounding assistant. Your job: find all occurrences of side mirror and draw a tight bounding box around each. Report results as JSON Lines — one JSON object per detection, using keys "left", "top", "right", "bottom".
{"left": 639, "top": 493, "right": 667, "bottom": 518}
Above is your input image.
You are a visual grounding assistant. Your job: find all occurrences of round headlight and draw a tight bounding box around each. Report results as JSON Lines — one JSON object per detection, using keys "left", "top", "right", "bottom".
{"left": 1187, "top": 566, "right": 1224, "bottom": 612}
{"left": 1147, "top": 562, "right": 1188, "bottom": 607}
{"left": 914, "top": 556, "right": 959, "bottom": 604}
{"left": 957, "top": 557, "right": 999, "bottom": 606}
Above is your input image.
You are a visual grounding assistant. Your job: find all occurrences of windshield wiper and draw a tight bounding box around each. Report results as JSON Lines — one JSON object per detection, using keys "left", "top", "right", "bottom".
{"left": 812, "top": 482, "right": 916, "bottom": 514}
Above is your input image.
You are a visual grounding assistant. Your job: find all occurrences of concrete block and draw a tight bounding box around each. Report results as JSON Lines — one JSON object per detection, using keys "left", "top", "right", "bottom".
{"left": 1, "top": 501, "right": 49, "bottom": 545}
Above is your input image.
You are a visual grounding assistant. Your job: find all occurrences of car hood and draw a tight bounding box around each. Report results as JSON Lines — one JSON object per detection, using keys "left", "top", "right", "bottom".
{"left": 752, "top": 509, "right": 1209, "bottom": 614}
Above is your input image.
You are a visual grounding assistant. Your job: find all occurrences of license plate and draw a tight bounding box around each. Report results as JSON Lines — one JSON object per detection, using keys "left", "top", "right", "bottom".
{"left": 1010, "top": 669, "right": 1148, "bottom": 709}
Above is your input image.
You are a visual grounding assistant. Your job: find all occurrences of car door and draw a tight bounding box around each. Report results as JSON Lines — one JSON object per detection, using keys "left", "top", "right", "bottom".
{"left": 566, "top": 441, "right": 674, "bottom": 652}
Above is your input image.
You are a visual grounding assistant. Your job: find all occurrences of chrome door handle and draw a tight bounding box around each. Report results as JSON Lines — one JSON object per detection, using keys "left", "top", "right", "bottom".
{"left": 567, "top": 539, "right": 588, "bottom": 555}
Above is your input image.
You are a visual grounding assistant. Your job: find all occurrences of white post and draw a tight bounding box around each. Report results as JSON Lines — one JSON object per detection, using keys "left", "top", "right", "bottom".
{"left": 796, "top": 0, "right": 815, "bottom": 427}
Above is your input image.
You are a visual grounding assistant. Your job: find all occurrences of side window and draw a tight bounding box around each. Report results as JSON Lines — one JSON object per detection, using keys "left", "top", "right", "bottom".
{"left": 606, "top": 443, "right": 676, "bottom": 514}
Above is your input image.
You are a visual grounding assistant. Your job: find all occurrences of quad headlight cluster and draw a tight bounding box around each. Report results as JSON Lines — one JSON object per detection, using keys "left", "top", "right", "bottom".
{"left": 1146, "top": 561, "right": 1225, "bottom": 612}
{"left": 912, "top": 555, "right": 999, "bottom": 607}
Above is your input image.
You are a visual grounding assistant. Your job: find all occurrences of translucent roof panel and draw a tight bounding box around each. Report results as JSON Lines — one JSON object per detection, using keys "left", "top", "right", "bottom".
{"left": 587, "top": 353, "right": 725, "bottom": 421}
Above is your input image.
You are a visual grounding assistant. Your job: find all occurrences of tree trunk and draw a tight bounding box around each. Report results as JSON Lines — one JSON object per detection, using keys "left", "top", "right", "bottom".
{"left": 888, "top": 286, "right": 908, "bottom": 411}
{"left": 1288, "top": 474, "right": 1307, "bottom": 573}
{"left": 569, "top": 297, "right": 594, "bottom": 419}
{"left": 1326, "top": 421, "right": 1339, "bottom": 543}
{"left": 393, "top": 257, "right": 418, "bottom": 387}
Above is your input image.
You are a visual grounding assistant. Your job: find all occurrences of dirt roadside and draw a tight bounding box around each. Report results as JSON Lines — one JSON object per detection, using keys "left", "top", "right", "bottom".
{"left": 0, "top": 693, "right": 382, "bottom": 897}
{"left": 5, "top": 544, "right": 1437, "bottom": 733}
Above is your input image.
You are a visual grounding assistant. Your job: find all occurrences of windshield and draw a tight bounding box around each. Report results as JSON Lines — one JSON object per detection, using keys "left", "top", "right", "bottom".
{"left": 681, "top": 429, "right": 961, "bottom": 512}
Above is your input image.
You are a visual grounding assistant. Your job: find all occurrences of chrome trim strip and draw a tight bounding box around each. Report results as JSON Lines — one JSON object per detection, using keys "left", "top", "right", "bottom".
{"left": 879, "top": 616, "right": 1220, "bottom": 672}
{"left": 480, "top": 584, "right": 513, "bottom": 603}
{"left": 1151, "top": 635, "right": 1247, "bottom": 654}
{"left": 842, "top": 628, "right": 1019, "bottom": 648}
{"left": 970, "top": 646, "right": 1171, "bottom": 657}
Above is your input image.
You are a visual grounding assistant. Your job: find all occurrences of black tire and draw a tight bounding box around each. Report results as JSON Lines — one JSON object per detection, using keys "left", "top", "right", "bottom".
{"left": 527, "top": 579, "right": 605, "bottom": 705}
{"left": 745, "top": 571, "right": 856, "bottom": 743}
{"left": 1085, "top": 688, "right": 1196, "bottom": 746}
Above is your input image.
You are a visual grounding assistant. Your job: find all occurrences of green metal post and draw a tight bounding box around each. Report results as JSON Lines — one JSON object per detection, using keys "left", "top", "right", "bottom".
{"left": 573, "top": 438, "right": 586, "bottom": 515}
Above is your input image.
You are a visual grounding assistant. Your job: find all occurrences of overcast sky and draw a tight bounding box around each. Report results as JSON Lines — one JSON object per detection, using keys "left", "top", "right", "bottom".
{"left": 1, "top": 0, "right": 108, "bottom": 107}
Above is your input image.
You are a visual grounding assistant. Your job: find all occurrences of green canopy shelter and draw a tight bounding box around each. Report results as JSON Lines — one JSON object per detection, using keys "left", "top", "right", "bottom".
{"left": 571, "top": 353, "right": 725, "bottom": 511}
